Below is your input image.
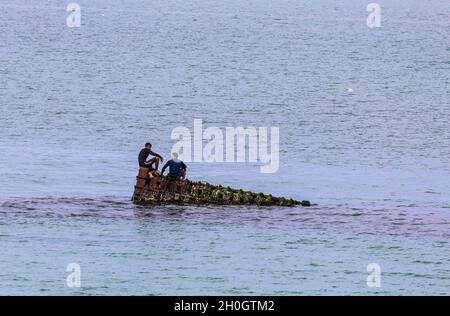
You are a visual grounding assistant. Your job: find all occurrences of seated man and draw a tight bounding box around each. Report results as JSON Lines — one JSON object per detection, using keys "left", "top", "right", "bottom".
{"left": 161, "top": 152, "right": 187, "bottom": 180}
{"left": 138, "top": 143, "right": 164, "bottom": 178}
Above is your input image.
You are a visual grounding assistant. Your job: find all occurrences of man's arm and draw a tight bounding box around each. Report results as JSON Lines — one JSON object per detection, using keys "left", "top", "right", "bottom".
{"left": 161, "top": 161, "right": 170, "bottom": 175}
{"left": 148, "top": 150, "right": 163, "bottom": 162}
{"left": 181, "top": 161, "right": 187, "bottom": 170}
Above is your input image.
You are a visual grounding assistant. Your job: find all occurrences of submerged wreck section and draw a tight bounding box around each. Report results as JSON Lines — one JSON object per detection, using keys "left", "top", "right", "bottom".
{"left": 132, "top": 168, "right": 310, "bottom": 207}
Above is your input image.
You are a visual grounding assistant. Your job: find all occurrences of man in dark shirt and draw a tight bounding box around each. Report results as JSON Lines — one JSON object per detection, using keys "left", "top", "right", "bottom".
{"left": 161, "top": 152, "right": 187, "bottom": 180}
{"left": 138, "top": 143, "right": 164, "bottom": 173}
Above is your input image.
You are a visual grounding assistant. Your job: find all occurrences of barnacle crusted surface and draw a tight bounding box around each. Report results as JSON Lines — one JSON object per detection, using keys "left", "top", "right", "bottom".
{"left": 133, "top": 173, "right": 310, "bottom": 207}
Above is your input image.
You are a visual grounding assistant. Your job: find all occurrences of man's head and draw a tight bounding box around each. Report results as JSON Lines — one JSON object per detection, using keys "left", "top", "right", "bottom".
{"left": 145, "top": 143, "right": 152, "bottom": 149}
{"left": 172, "top": 152, "right": 179, "bottom": 160}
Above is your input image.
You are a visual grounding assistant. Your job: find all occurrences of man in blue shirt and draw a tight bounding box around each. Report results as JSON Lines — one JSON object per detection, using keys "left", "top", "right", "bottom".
{"left": 161, "top": 152, "right": 187, "bottom": 180}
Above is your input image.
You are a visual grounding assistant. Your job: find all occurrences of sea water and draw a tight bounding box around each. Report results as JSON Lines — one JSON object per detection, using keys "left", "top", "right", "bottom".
{"left": 0, "top": 0, "right": 449, "bottom": 295}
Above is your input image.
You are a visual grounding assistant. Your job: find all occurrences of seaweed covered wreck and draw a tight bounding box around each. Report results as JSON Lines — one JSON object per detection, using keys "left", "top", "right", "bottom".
{"left": 132, "top": 167, "right": 310, "bottom": 207}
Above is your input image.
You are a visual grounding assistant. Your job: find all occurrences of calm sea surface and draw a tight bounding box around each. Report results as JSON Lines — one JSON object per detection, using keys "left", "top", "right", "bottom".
{"left": 0, "top": 0, "right": 449, "bottom": 295}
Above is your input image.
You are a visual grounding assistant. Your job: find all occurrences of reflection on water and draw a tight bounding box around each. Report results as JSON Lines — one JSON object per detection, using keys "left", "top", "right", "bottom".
{"left": 2, "top": 198, "right": 449, "bottom": 239}
{"left": 0, "top": 197, "right": 449, "bottom": 295}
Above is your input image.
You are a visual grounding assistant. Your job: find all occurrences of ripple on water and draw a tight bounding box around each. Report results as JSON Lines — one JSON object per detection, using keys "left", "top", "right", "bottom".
{"left": 0, "top": 197, "right": 449, "bottom": 239}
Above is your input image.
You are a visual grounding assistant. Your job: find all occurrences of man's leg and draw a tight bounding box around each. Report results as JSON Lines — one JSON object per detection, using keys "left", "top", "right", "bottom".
{"left": 146, "top": 157, "right": 161, "bottom": 174}
{"left": 154, "top": 157, "right": 160, "bottom": 171}
{"left": 147, "top": 167, "right": 156, "bottom": 179}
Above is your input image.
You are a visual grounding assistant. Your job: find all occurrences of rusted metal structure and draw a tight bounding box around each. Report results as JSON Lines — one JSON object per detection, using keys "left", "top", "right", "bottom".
{"left": 132, "top": 167, "right": 310, "bottom": 207}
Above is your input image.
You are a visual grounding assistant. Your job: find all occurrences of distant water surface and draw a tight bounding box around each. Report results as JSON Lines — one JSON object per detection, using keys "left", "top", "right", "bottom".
{"left": 0, "top": 0, "right": 449, "bottom": 295}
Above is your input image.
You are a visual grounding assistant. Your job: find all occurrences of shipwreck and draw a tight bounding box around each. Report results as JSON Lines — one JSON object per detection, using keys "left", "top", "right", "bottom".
{"left": 132, "top": 167, "right": 310, "bottom": 207}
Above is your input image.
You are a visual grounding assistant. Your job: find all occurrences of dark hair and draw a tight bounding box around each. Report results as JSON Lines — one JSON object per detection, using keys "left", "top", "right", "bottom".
{"left": 145, "top": 143, "right": 152, "bottom": 148}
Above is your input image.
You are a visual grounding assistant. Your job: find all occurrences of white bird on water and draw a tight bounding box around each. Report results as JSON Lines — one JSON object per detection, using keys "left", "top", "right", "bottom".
{"left": 347, "top": 88, "right": 354, "bottom": 93}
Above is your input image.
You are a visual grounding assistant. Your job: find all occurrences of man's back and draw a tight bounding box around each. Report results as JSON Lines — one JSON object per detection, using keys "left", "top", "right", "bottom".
{"left": 162, "top": 159, "right": 187, "bottom": 178}
{"left": 138, "top": 148, "right": 150, "bottom": 166}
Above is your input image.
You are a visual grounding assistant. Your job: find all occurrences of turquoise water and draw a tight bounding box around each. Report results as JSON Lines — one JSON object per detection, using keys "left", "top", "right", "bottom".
{"left": 0, "top": 0, "right": 449, "bottom": 295}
